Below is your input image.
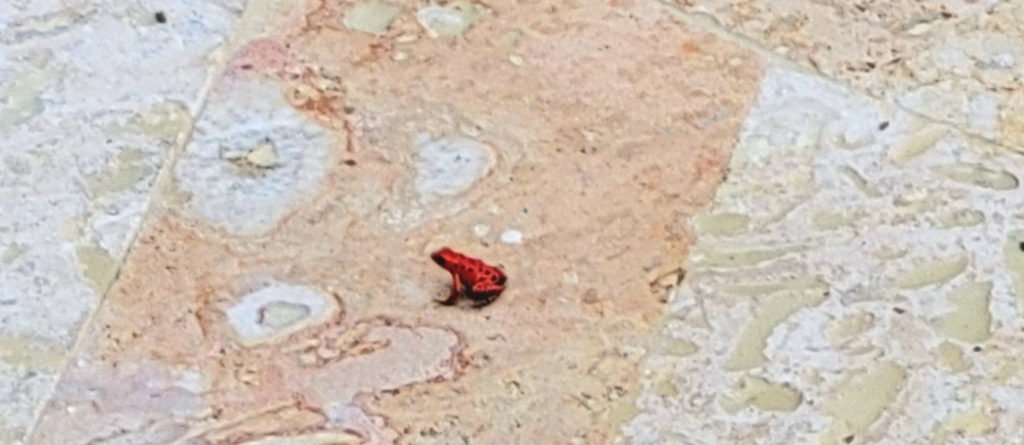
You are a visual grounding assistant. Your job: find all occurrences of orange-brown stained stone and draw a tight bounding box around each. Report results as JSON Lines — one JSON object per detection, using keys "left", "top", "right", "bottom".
{"left": 32, "top": 0, "right": 764, "bottom": 443}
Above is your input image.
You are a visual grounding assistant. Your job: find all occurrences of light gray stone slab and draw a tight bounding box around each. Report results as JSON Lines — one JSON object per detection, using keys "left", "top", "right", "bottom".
{"left": 0, "top": 0, "right": 240, "bottom": 441}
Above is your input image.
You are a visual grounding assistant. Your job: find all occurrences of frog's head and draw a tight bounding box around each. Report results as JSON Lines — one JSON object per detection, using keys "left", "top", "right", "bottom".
{"left": 430, "top": 247, "right": 455, "bottom": 267}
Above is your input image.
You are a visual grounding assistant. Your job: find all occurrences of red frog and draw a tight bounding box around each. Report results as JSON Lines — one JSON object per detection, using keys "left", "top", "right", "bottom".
{"left": 430, "top": 247, "right": 507, "bottom": 306}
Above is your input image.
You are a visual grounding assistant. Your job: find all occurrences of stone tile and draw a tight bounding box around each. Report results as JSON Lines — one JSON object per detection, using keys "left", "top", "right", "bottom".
{"left": 662, "top": 0, "right": 1024, "bottom": 148}
{"left": 0, "top": 0, "right": 239, "bottom": 442}
{"left": 622, "top": 65, "right": 1024, "bottom": 445}
{"left": 27, "top": 0, "right": 765, "bottom": 443}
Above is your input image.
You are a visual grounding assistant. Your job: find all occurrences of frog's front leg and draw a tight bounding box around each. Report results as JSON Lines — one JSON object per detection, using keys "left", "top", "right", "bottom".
{"left": 438, "top": 272, "right": 463, "bottom": 305}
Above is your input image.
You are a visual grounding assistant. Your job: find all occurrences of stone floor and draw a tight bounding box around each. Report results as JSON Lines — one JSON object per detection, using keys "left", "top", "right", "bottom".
{"left": 3, "top": 0, "right": 1024, "bottom": 444}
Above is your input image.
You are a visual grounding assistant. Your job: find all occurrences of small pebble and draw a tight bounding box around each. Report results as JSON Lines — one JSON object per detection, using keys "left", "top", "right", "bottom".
{"left": 509, "top": 54, "right": 524, "bottom": 66}
{"left": 906, "top": 22, "right": 932, "bottom": 36}
{"left": 500, "top": 229, "right": 523, "bottom": 244}
{"left": 245, "top": 142, "right": 280, "bottom": 168}
{"left": 299, "top": 353, "right": 318, "bottom": 366}
{"left": 395, "top": 33, "right": 419, "bottom": 43}
{"left": 393, "top": 51, "right": 409, "bottom": 61}
{"left": 316, "top": 345, "right": 340, "bottom": 360}
{"left": 473, "top": 224, "right": 490, "bottom": 237}
{"left": 563, "top": 271, "right": 579, "bottom": 284}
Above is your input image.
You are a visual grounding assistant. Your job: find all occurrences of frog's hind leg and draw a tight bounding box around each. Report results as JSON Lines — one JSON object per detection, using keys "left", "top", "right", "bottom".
{"left": 469, "top": 293, "right": 500, "bottom": 308}
{"left": 471, "top": 281, "right": 504, "bottom": 296}
{"left": 468, "top": 282, "right": 504, "bottom": 307}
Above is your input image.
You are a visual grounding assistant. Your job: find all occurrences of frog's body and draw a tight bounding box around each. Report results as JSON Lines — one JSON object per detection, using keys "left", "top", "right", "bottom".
{"left": 430, "top": 247, "right": 507, "bottom": 306}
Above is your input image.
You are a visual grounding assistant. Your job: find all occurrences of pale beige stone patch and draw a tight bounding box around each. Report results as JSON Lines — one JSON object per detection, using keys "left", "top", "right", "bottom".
{"left": 718, "top": 375, "right": 803, "bottom": 413}
{"left": 819, "top": 363, "right": 907, "bottom": 445}
{"left": 725, "top": 287, "right": 829, "bottom": 371}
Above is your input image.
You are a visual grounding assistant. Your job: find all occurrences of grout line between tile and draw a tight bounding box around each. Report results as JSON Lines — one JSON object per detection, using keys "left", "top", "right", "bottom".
{"left": 21, "top": 32, "right": 241, "bottom": 445}
{"left": 24, "top": 0, "right": 299, "bottom": 438}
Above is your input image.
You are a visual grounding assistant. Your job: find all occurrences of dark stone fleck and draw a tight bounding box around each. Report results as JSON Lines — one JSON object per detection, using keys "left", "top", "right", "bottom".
{"left": 155, "top": 11, "right": 167, "bottom": 23}
{"left": 878, "top": 121, "right": 889, "bottom": 131}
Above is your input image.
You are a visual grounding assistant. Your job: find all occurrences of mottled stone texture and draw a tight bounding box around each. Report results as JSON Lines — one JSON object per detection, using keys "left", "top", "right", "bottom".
{"left": 9, "top": 0, "right": 1024, "bottom": 443}
{"left": 624, "top": 67, "right": 1024, "bottom": 445}
{"left": 0, "top": 0, "right": 238, "bottom": 440}
{"left": 665, "top": 0, "right": 1024, "bottom": 149}
{"left": 17, "top": 0, "right": 763, "bottom": 443}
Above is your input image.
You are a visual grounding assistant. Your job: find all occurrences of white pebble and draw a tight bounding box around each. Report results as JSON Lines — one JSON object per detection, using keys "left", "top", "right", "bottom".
{"left": 395, "top": 33, "right": 419, "bottom": 43}
{"left": 473, "top": 224, "right": 490, "bottom": 237}
{"left": 500, "top": 229, "right": 523, "bottom": 244}
{"left": 563, "top": 271, "right": 579, "bottom": 284}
